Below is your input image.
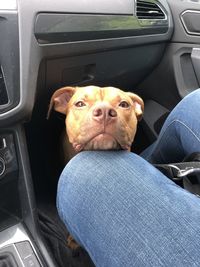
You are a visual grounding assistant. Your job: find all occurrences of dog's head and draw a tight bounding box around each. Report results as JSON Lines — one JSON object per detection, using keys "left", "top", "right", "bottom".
{"left": 48, "top": 85, "right": 144, "bottom": 152}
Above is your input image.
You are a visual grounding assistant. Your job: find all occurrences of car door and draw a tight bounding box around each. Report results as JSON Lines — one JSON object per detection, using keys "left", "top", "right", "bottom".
{"left": 139, "top": 0, "right": 200, "bottom": 144}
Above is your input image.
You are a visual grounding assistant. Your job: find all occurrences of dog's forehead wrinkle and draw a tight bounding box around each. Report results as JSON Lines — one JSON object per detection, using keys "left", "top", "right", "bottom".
{"left": 103, "top": 88, "right": 126, "bottom": 102}
{"left": 74, "top": 87, "right": 103, "bottom": 102}
{"left": 99, "top": 88, "right": 103, "bottom": 101}
{"left": 73, "top": 87, "right": 127, "bottom": 103}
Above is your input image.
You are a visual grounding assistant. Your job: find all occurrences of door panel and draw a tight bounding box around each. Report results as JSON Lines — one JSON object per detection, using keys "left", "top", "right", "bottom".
{"left": 139, "top": 0, "right": 200, "bottom": 142}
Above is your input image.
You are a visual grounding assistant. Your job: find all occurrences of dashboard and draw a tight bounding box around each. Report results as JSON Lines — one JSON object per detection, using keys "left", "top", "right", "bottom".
{"left": 0, "top": 0, "right": 173, "bottom": 123}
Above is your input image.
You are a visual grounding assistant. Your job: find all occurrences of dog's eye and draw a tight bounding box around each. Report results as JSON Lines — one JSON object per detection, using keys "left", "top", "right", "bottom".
{"left": 119, "top": 101, "right": 130, "bottom": 108}
{"left": 75, "top": 101, "right": 86, "bottom": 107}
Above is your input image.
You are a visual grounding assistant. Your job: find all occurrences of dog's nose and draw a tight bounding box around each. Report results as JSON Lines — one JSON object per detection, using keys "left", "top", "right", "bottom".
{"left": 92, "top": 105, "right": 117, "bottom": 123}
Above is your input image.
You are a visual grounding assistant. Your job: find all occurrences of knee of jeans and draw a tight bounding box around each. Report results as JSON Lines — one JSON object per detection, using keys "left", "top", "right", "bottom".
{"left": 182, "top": 88, "right": 200, "bottom": 106}
{"left": 56, "top": 151, "right": 125, "bottom": 225}
{"left": 187, "top": 88, "right": 200, "bottom": 98}
{"left": 56, "top": 151, "right": 119, "bottom": 245}
{"left": 56, "top": 151, "right": 165, "bottom": 225}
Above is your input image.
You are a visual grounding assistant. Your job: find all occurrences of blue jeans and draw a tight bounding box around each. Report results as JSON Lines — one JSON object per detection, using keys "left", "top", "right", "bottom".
{"left": 57, "top": 89, "right": 200, "bottom": 266}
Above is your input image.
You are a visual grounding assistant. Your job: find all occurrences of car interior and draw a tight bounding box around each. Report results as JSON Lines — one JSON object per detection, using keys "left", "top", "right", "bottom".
{"left": 0, "top": 0, "right": 200, "bottom": 266}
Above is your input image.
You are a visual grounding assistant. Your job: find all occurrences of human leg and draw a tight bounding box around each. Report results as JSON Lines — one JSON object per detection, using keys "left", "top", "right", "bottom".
{"left": 141, "top": 89, "right": 200, "bottom": 164}
{"left": 57, "top": 151, "right": 200, "bottom": 267}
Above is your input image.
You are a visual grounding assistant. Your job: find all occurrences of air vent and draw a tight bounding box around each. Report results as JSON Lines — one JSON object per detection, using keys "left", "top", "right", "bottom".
{"left": 136, "top": 0, "right": 165, "bottom": 20}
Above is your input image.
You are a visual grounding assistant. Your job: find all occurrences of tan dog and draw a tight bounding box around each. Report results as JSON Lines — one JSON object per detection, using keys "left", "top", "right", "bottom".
{"left": 48, "top": 85, "right": 144, "bottom": 252}
{"left": 48, "top": 85, "right": 144, "bottom": 153}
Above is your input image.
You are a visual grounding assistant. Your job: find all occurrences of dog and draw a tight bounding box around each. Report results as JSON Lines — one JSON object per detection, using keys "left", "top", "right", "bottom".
{"left": 48, "top": 85, "right": 144, "bottom": 252}
{"left": 48, "top": 85, "right": 144, "bottom": 152}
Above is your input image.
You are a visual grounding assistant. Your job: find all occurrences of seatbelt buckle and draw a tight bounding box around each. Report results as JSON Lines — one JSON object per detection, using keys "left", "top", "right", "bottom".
{"left": 168, "top": 164, "right": 200, "bottom": 178}
{"left": 177, "top": 167, "right": 200, "bottom": 178}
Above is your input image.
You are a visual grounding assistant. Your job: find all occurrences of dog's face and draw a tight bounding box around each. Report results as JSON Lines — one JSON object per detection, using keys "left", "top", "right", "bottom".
{"left": 48, "top": 86, "right": 144, "bottom": 152}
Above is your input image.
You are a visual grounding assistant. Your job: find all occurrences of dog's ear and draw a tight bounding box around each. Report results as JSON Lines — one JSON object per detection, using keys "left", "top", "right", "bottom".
{"left": 126, "top": 92, "right": 144, "bottom": 121}
{"left": 47, "top": 86, "right": 76, "bottom": 119}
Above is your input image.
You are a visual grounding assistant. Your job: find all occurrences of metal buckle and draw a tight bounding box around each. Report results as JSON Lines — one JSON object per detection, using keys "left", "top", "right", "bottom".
{"left": 167, "top": 164, "right": 182, "bottom": 180}
{"left": 168, "top": 164, "right": 200, "bottom": 178}
{"left": 177, "top": 167, "right": 200, "bottom": 177}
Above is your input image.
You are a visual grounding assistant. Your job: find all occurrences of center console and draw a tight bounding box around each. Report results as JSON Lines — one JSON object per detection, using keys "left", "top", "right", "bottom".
{"left": 0, "top": 225, "right": 41, "bottom": 266}
{"left": 0, "top": 2, "right": 55, "bottom": 265}
{"left": 0, "top": 132, "right": 43, "bottom": 266}
{"left": 0, "top": 128, "right": 51, "bottom": 267}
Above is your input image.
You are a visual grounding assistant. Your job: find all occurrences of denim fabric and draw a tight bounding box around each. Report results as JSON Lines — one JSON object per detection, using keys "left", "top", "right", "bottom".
{"left": 57, "top": 89, "right": 200, "bottom": 266}
{"left": 141, "top": 89, "right": 200, "bottom": 164}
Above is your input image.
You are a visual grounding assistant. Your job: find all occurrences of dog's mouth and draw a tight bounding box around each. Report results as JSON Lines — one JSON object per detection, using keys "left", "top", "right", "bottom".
{"left": 72, "top": 132, "right": 130, "bottom": 152}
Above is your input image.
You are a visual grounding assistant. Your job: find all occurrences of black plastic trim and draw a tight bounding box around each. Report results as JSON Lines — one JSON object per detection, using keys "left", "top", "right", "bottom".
{"left": 35, "top": 13, "right": 168, "bottom": 44}
{"left": 0, "top": 12, "right": 20, "bottom": 114}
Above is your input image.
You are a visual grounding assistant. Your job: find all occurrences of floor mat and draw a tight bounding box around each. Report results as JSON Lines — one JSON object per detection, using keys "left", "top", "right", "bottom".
{"left": 37, "top": 203, "right": 95, "bottom": 267}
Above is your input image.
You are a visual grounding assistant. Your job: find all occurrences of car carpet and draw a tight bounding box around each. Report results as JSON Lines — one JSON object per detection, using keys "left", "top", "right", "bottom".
{"left": 38, "top": 208, "right": 95, "bottom": 267}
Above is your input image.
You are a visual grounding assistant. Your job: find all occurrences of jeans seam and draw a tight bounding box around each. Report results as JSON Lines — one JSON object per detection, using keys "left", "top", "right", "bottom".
{"left": 146, "top": 119, "right": 200, "bottom": 163}
{"left": 174, "top": 119, "right": 200, "bottom": 143}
